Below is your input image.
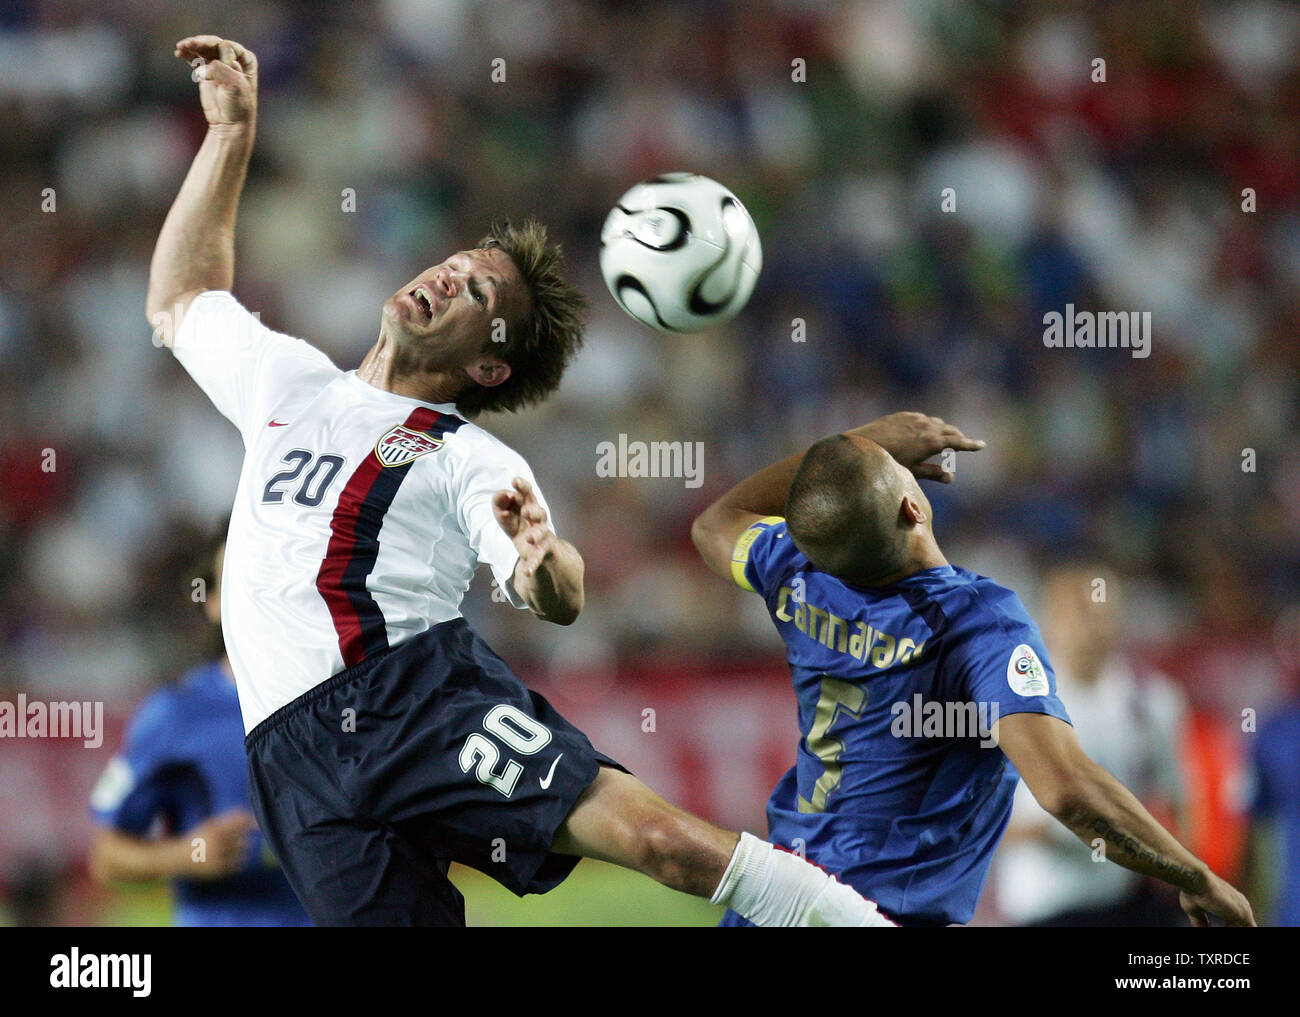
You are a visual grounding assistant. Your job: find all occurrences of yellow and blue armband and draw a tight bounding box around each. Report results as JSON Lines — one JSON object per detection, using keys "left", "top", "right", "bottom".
{"left": 730, "top": 516, "right": 785, "bottom": 592}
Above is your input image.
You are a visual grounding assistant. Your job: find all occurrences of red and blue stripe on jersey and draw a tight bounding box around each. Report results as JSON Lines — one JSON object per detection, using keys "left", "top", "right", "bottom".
{"left": 316, "top": 407, "right": 466, "bottom": 668}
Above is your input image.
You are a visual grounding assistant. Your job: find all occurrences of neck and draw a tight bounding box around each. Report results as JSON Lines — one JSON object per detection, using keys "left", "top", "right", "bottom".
{"left": 357, "top": 334, "right": 466, "bottom": 405}
{"left": 863, "top": 537, "right": 948, "bottom": 587}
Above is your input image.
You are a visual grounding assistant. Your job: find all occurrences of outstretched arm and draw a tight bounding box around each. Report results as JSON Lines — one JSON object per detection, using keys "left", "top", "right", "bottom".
{"left": 146, "top": 36, "right": 259, "bottom": 342}
{"left": 996, "top": 711, "right": 1256, "bottom": 926}
{"left": 89, "top": 810, "right": 257, "bottom": 884}
{"left": 691, "top": 412, "right": 984, "bottom": 580}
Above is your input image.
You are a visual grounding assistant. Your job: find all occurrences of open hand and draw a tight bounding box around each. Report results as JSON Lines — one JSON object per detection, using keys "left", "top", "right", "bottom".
{"left": 493, "top": 477, "right": 556, "bottom": 578}
{"left": 851, "top": 412, "right": 985, "bottom": 483}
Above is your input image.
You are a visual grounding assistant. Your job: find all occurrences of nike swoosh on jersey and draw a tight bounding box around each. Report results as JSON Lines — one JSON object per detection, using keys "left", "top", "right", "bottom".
{"left": 539, "top": 754, "right": 563, "bottom": 789}
{"left": 268, "top": 420, "right": 290, "bottom": 427}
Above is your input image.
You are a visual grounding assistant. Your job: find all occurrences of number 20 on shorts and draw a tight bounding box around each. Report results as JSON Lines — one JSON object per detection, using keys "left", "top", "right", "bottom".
{"left": 459, "top": 705, "right": 554, "bottom": 798}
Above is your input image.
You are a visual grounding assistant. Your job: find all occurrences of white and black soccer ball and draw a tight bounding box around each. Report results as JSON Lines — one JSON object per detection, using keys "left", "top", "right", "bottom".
{"left": 599, "top": 172, "right": 762, "bottom": 333}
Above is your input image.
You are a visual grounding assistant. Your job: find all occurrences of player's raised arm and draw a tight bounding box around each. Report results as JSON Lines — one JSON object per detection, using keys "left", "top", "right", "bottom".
{"left": 146, "top": 36, "right": 258, "bottom": 344}
{"left": 691, "top": 411, "right": 984, "bottom": 581}
{"left": 995, "top": 711, "right": 1257, "bottom": 926}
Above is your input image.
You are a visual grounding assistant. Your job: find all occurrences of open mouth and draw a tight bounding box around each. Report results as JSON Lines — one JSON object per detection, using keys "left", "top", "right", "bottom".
{"left": 409, "top": 285, "right": 435, "bottom": 323}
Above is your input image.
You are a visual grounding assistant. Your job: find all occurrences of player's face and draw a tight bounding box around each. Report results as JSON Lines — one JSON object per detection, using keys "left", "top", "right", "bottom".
{"left": 381, "top": 247, "right": 526, "bottom": 367}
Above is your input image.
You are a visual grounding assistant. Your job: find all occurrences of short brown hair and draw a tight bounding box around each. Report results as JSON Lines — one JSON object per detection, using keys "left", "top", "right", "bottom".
{"left": 785, "top": 434, "right": 910, "bottom": 584}
{"left": 455, "top": 219, "right": 587, "bottom": 416}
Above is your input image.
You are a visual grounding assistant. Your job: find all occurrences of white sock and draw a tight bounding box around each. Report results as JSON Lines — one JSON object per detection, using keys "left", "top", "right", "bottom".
{"left": 710, "top": 832, "right": 896, "bottom": 927}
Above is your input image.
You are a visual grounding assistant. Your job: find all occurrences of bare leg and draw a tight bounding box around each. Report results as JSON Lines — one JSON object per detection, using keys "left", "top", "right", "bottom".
{"left": 551, "top": 765, "right": 739, "bottom": 898}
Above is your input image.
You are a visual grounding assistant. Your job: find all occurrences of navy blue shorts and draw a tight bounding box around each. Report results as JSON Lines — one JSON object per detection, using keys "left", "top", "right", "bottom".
{"left": 244, "top": 618, "right": 623, "bottom": 927}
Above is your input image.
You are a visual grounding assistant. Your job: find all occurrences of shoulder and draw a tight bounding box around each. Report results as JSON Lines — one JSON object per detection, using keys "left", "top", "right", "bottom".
{"left": 949, "top": 569, "right": 1034, "bottom": 626}
{"left": 752, "top": 518, "right": 803, "bottom": 571}
{"left": 444, "top": 417, "right": 534, "bottom": 475}
{"left": 734, "top": 517, "right": 805, "bottom": 594}
{"left": 906, "top": 567, "right": 1007, "bottom": 624}
{"left": 123, "top": 683, "right": 187, "bottom": 752}
{"left": 188, "top": 289, "right": 241, "bottom": 312}
{"left": 175, "top": 289, "right": 255, "bottom": 337}
{"left": 131, "top": 662, "right": 225, "bottom": 729}
{"left": 934, "top": 570, "right": 1044, "bottom": 656}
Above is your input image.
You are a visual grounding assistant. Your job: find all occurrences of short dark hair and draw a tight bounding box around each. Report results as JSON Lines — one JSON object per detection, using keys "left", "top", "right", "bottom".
{"left": 455, "top": 219, "right": 587, "bottom": 416}
{"left": 785, "top": 434, "right": 910, "bottom": 584}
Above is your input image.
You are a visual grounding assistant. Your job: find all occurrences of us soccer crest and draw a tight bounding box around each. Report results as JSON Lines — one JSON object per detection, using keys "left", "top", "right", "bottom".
{"left": 374, "top": 425, "right": 444, "bottom": 468}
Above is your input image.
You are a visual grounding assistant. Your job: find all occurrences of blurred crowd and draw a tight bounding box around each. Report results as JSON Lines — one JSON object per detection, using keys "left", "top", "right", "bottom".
{"left": 0, "top": 0, "right": 1298, "bottom": 921}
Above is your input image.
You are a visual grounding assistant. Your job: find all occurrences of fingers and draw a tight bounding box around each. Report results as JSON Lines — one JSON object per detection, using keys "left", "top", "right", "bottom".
{"left": 200, "top": 58, "right": 245, "bottom": 89}
{"left": 516, "top": 523, "right": 555, "bottom": 576}
{"left": 175, "top": 36, "right": 257, "bottom": 76}
{"left": 511, "top": 477, "right": 548, "bottom": 525}
{"left": 925, "top": 417, "right": 984, "bottom": 452}
{"left": 912, "top": 462, "right": 953, "bottom": 484}
{"left": 492, "top": 489, "right": 518, "bottom": 512}
{"left": 495, "top": 482, "right": 549, "bottom": 547}
{"left": 941, "top": 427, "right": 986, "bottom": 452}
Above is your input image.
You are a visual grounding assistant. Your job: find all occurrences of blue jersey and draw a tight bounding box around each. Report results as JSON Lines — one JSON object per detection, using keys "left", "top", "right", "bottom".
{"left": 1248, "top": 701, "right": 1300, "bottom": 926}
{"left": 90, "top": 662, "right": 311, "bottom": 926}
{"left": 725, "top": 517, "right": 1071, "bottom": 926}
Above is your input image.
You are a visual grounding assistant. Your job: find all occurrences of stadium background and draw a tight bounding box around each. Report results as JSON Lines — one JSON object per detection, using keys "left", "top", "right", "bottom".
{"left": 0, "top": 0, "right": 1297, "bottom": 925}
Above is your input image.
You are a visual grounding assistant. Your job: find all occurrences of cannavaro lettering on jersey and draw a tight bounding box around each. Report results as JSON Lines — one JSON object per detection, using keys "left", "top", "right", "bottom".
{"left": 773, "top": 586, "right": 925, "bottom": 668}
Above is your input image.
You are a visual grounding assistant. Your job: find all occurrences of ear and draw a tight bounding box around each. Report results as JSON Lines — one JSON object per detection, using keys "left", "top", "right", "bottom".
{"left": 465, "top": 358, "right": 511, "bottom": 389}
{"left": 900, "top": 494, "right": 927, "bottom": 526}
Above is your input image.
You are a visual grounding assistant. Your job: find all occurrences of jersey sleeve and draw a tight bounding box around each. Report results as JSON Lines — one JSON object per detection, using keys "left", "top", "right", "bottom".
{"left": 171, "top": 290, "right": 341, "bottom": 445}
{"left": 88, "top": 691, "right": 180, "bottom": 835}
{"left": 729, "top": 516, "right": 790, "bottom": 596}
{"left": 455, "top": 442, "right": 555, "bottom": 610}
{"left": 949, "top": 614, "right": 1072, "bottom": 727}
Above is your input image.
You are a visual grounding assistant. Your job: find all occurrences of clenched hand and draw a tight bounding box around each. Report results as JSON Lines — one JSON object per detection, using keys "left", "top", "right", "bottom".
{"left": 175, "top": 36, "right": 258, "bottom": 129}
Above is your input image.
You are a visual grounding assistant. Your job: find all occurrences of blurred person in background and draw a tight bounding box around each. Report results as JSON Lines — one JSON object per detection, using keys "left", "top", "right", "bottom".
{"left": 993, "top": 563, "right": 1189, "bottom": 926}
{"left": 87, "top": 536, "right": 311, "bottom": 927}
{"left": 1243, "top": 605, "right": 1300, "bottom": 927}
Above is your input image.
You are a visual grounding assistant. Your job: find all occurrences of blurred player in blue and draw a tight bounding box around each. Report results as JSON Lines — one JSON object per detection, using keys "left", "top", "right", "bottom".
{"left": 88, "top": 540, "right": 311, "bottom": 927}
{"left": 692, "top": 412, "right": 1255, "bottom": 927}
{"left": 1245, "top": 604, "right": 1300, "bottom": 927}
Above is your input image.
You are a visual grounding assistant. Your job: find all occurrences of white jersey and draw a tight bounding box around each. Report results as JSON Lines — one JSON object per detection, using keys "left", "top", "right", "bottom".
{"left": 172, "top": 290, "right": 546, "bottom": 732}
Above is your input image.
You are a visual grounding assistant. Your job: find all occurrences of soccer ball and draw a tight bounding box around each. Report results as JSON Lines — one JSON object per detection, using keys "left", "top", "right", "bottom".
{"left": 600, "top": 172, "right": 762, "bottom": 333}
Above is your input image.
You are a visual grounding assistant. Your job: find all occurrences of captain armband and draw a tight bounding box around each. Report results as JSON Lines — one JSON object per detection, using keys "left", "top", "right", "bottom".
{"left": 730, "top": 516, "right": 785, "bottom": 593}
